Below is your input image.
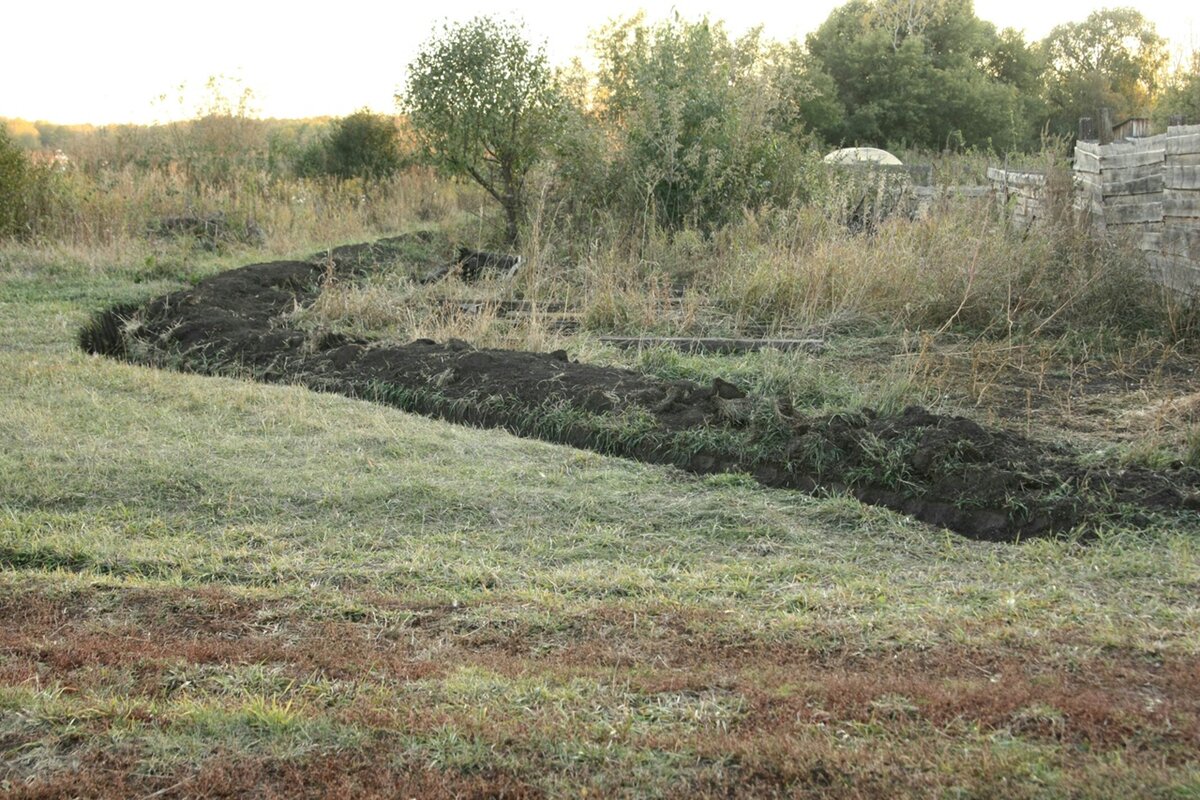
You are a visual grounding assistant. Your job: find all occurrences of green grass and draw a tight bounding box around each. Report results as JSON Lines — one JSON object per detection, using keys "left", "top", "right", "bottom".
{"left": 2, "top": 243, "right": 1199, "bottom": 797}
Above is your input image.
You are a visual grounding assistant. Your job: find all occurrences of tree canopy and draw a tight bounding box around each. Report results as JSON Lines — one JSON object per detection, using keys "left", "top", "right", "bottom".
{"left": 805, "top": 0, "right": 1040, "bottom": 150}
{"left": 1156, "top": 53, "right": 1200, "bottom": 128}
{"left": 1039, "top": 7, "right": 1169, "bottom": 136}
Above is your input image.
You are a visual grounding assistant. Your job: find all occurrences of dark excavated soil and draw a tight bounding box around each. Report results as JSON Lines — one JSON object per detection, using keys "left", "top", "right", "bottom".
{"left": 79, "top": 235, "right": 1200, "bottom": 542}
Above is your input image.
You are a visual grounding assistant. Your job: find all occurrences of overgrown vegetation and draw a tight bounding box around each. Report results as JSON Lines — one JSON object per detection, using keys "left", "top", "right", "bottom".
{"left": 3, "top": 2, "right": 1200, "bottom": 795}
{"left": 5, "top": 2, "right": 1196, "bottom": 248}
{"left": 3, "top": 241, "right": 1200, "bottom": 796}
{"left": 0, "top": 128, "right": 46, "bottom": 239}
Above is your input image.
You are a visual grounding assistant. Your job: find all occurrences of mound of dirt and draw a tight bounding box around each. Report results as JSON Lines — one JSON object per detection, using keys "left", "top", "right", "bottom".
{"left": 80, "top": 235, "right": 1200, "bottom": 542}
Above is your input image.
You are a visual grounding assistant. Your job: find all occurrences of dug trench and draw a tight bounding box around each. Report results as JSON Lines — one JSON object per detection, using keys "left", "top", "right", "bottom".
{"left": 79, "top": 235, "right": 1200, "bottom": 542}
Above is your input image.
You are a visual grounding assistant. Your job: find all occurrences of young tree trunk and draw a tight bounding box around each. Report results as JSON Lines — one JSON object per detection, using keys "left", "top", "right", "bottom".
{"left": 501, "top": 159, "right": 522, "bottom": 248}
{"left": 503, "top": 198, "right": 521, "bottom": 248}
{"left": 499, "top": 152, "right": 528, "bottom": 247}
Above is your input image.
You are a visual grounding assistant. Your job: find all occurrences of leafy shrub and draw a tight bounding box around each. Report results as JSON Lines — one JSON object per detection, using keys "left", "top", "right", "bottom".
{"left": 297, "top": 110, "right": 404, "bottom": 181}
{"left": 0, "top": 127, "right": 33, "bottom": 238}
{"left": 586, "top": 16, "right": 789, "bottom": 232}
{"left": 556, "top": 15, "right": 839, "bottom": 236}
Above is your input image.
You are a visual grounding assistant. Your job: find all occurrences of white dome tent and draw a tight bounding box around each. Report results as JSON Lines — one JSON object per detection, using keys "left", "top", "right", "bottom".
{"left": 821, "top": 148, "right": 915, "bottom": 231}
{"left": 822, "top": 147, "right": 904, "bottom": 166}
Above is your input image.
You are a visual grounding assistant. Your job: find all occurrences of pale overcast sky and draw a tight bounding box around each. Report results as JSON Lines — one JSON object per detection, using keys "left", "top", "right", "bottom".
{"left": 4, "top": 0, "right": 1197, "bottom": 125}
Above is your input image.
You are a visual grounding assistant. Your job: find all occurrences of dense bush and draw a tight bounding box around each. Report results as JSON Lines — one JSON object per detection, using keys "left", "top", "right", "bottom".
{"left": 6, "top": 6, "right": 1198, "bottom": 270}
{"left": 0, "top": 128, "right": 34, "bottom": 238}
{"left": 556, "top": 15, "right": 834, "bottom": 235}
{"left": 297, "top": 110, "right": 404, "bottom": 181}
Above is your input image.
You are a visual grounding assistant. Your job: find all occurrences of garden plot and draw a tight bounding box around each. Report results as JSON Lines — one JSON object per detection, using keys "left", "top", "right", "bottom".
{"left": 81, "top": 235, "right": 1200, "bottom": 541}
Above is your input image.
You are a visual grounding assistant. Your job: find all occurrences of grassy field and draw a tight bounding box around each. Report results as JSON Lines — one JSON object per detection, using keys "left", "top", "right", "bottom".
{"left": 2, "top": 232, "right": 1200, "bottom": 798}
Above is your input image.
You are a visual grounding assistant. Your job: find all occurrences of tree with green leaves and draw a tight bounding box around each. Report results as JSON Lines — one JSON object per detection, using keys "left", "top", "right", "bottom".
{"left": 1156, "top": 52, "right": 1200, "bottom": 127}
{"left": 399, "top": 16, "right": 563, "bottom": 247}
{"left": 806, "top": 0, "right": 1040, "bottom": 151}
{"left": 1039, "top": 7, "right": 1168, "bottom": 136}
{"left": 762, "top": 41, "right": 845, "bottom": 145}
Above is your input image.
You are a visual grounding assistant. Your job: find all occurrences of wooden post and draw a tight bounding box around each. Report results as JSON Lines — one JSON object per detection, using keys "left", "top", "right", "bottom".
{"left": 1078, "top": 117, "right": 1096, "bottom": 142}
{"left": 597, "top": 336, "right": 826, "bottom": 355}
{"left": 1098, "top": 107, "right": 1114, "bottom": 145}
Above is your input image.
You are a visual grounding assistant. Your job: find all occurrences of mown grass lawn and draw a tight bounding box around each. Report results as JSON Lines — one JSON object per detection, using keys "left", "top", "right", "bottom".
{"left": 2, "top": 246, "right": 1199, "bottom": 798}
